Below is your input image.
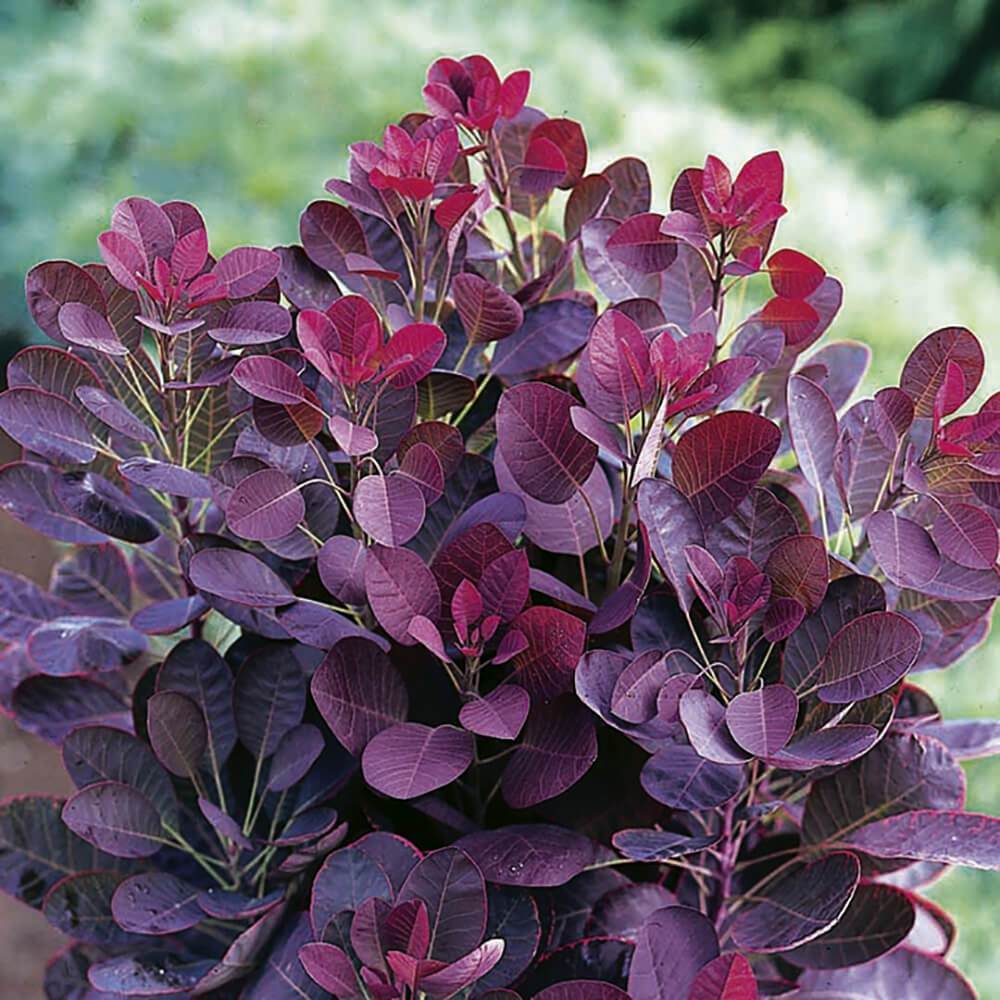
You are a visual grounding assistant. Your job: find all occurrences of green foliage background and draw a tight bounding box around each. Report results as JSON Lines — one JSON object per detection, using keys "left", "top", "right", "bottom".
{"left": 1, "top": 0, "right": 997, "bottom": 988}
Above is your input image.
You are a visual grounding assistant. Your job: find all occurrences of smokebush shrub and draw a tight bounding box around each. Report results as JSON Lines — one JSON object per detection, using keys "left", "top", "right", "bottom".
{"left": 1, "top": 53, "right": 998, "bottom": 999}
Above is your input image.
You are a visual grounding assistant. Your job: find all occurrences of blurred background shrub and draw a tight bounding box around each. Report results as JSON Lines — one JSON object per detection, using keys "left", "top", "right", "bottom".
{"left": 0, "top": 0, "right": 997, "bottom": 991}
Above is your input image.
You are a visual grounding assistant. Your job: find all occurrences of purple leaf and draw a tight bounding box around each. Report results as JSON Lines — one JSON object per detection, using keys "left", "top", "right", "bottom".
{"left": 636, "top": 480, "right": 705, "bottom": 612}
{"left": 932, "top": 502, "right": 999, "bottom": 570}
{"left": 502, "top": 698, "right": 598, "bottom": 808}
{"left": 419, "top": 939, "right": 506, "bottom": 997}
{"left": 318, "top": 535, "right": 367, "bottom": 604}
{"left": 459, "top": 685, "right": 530, "bottom": 740}
{"left": 687, "top": 954, "right": 758, "bottom": 1000}
{"left": 328, "top": 413, "right": 379, "bottom": 456}
{"left": 796, "top": 947, "right": 975, "bottom": 1000}
{"left": 766, "top": 724, "right": 879, "bottom": 770}
{"left": 25, "top": 259, "right": 107, "bottom": 339}
{"left": 730, "top": 853, "right": 861, "bottom": 952}
{"left": 641, "top": 744, "right": 744, "bottom": 809}
{"left": 26, "top": 616, "right": 144, "bottom": 675}
{"left": 628, "top": 906, "right": 719, "bottom": 1000}
{"left": 119, "top": 458, "right": 213, "bottom": 498}
{"left": 606, "top": 212, "right": 677, "bottom": 273}
{"left": 673, "top": 412, "right": 781, "bottom": 524}
{"left": 298, "top": 942, "right": 358, "bottom": 996}
{"left": 589, "top": 522, "right": 652, "bottom": 635}
{"left": 581, "top": 217, "right": 661, "bottom": 301}
{"left": 867, "top": 511, "right": 941, "bottom": 588}
{"left": 817, "top": 611, "right": 922, "bottom": 703}
{"left": 571, "top": 405, "right": 628, "bottom": 459}
{"left": 919, "top": 718, "right": 1000, "bottom": 760}
{"left": 787, "top": 373, "right": 838, "bottom": 491}
{"left": 0, "top": 570, "right": 69, "bottom": 641}
{"left": 13, "top": 675, "right": 131, "bottom": 742}
{"left": 62, "top": 781, "right": 164, "bottom": 859}
{"left": 496, "top": 381, "right": 597, "bottom": 504}
{"left": 310, "top": 845, "right": 393, "bottom": 936}
{"left": 900, "top": 326, "right": 983, "bottom": 418}
{"left": 188, "top": 547, "right": 294, "bottom": 607}
{"left": 678, "top": 688, "right": 751, "bottom": 764}
{"left": 354, "top": 472, "right": 426, "bottom": 546}
{"left": 111, "top": 873, "right": 202, "bottom": 935}
{"left": 365, "top": 544, "right": 440, "bottom": 644}
{"left": 399, "top": 847, "right": 487, "bottom": 962}
{"left": 610, "top": 649, "right": 698, "bottom": 725}
{"left": 212, "top": 246, "right": 281, "bottom": 298}
{"left": 847, "top": 810, "right": 1000, "bottom": 870}
{"left": 611, "top": 828, "right": 720, "bottom": 862}
{"left": 233, "top": 354, "right": 312, "bottom": 405}
{"left": 58, "top": 302, "right": 127, "bottom": 355}
{"left": 208, "top": 300, "right": 291, "bottom": 345}
{"left": 0, "top": 387, "right": 96, "bottom": 464}
{"left": 312, "top": 636, "right": 408, "bottom": 754}
{"left": 764, "top": 533, "right": 829, "bottom": 613}
{"left": 226, "top": 468, "right": 306, "bottom": 541}
{"left": 586, "top": 308, "right": 653, "bottom": 416}
{"left": 198, "top": 798, "right": 251, "bottom": 850}
{"left": 75, "top": 386, "right": 156, "bottom": 444}
{"left": 234, "top": 647, "right": 306, "bottom": 759}
{"left": 362, "top": 723, "right": 474, "bottom": 800}
{"left": 725, "top": 684, "right": 797, "bottom": 757}
{"left": 146, "top": 690, "right": 207, "bottom": 778}
{"left": 197, "top": 887, "right": 283, "bottom": 920}
{"left": 89, "top": 954, "right": 215, "bottom": 995}
{"left": 456, "top": 824, "right": 600, "bottom": 887}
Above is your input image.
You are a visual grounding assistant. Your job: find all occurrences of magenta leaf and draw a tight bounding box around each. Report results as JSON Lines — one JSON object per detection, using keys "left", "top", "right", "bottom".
{"left": 606, "top": 212, "right": 677, "bottom": 274}
{"left": 687, "top": 954, "right": 758, "bottom": 1000}
{"left": 817, "top": 611, "right": 921, "bottom": 703}
{"left": 365, "top": 544, "right": 440, "bottom": 644}
{"left": 380, "top": 322, "right": 447, "bottom": 388}
{"left": 362, "top": 723, "right": 474, "bottom": 800}
{"left": 673, "top": 412, "right": 781, "bottom": 524}
{"left": 628, "top": 906, "right": 720, "bottom": 1000}
{"left": 496, "top": 381, "right": 597, "bottom": 504}
{"left": 725, "top": 684, "right": 797, "bottom": 757}
{"left": 507, "top": 605, "right": 586, "bottom": 701}
{"left": 233, "top": 354, "right": 313, "bottom": 405}
{"left": 459, "top": 685, "right": 530, "bottom": 740}
{"left": 418, "top": 940, "right": 506, "bottom": 997}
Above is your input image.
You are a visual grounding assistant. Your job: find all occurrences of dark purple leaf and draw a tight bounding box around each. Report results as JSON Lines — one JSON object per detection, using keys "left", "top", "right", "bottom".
{"left": 459, "top": 684, "right": 530, "bottom": 740}
{"left": 312, "top": 637, "right": 408, "bottom": 755}
{"left": 197, "top": 887, "right": 284, "bottom": 920}
{"left": 673, "top": 412, "right": 781, "bottom": 524}
{"left": 787, "top": 373, "right": 838, "bottom": 491}
{"left": 628, "top": 905, "right": 719, "bottom": 1000}
{"left": 610, "top": 649, "right": 697, "bottom": 725}
{"left": 62, "top": 781, "right": 164, "bottom": 859}
{"left": 132, "top": 595, "right": 208, "bottom": 635}
{"left": 146, "top": 690, "right": 207, "bottom": 777}
{"left": 764, "top": 534, "right": 829, "bottom": 613}
{"left": 119, "top": 458, "right": 212, "bottom": 499}
{"left": 212, "top": 246, "right": 281, "bottom": 298}
{"left": 581, "top": 217, "right": 661, "bottom": 301}
{"left": 641, "top": 744, "right": 744, "bottom": 809}
{"left": 298, "top": 942, "right": 358, "bottom": 996}
{"left": 817, "top": 611, "right": 921, "bottom": 703}
{"left": 198, "top": 798, "right": 251, "bottom": 851}
{"left": 13, "top": 675, "right": 131, "bottom": 743}
{"left": 111, "top": 872, "right": 202, "bottom": 935}
{"left": 318, "top": 536, "right": 367, "bottom": 604}
{"left": 766, "top": 724, "right": 879, "bottom": 770}
{"left": 730, "top": 853, "right": 860, "bottom": 952}
{"left": 491, "top": 299, "right": 594, "bottom": 379}
{"left": 25, "top": 260, "right": 107, "bottom": 340}
{"left": 88, "top": 954, "right": 215, "bottom": 996}
{"left": 398, "top": 847, "right": 487, "bottom": 962}
{"left": 266, "top": 723, "right": 325, "bottom": 791}
{"left": 75, "top": 387, "right": 156, "bottom": 444}
{"left": 534, "top": 984, "right": 630, "bottom": 1000}
{"left": 503, "top": 698, "right": 598, "bottom": 808}
{"left": 234, "top": 647, "right": 306, "bottom": 759}
{"left": 589, "top": 522, "right": 652, "bottom": 634}
{"left": 931, "top": 502, "right": 998, "bottom": 570}
{"left": 362, "top": 723, "right": 474, "bottom": 800}
{"left": 453, "top": 272, "right": 523, "bottom": 343}
{"left": 508, "top": 605, "right": 587, "bottom": 701}
{"left": 726, "top": 684, "right": 798, "bottom": 757}
{"left": 208, "top": 300, "right": 291, "bottom": 345}
{"left": 0, "top": 570, "right": 68, "bottom": 641}
{"left": 784, "top": 882, "right": 915, "bottom": 969}
{"left": 474, "top": 885, "right": 541, "bottom": 992}
{"left": 900, "top": 327, "right": 983, "bottom": 418}
{"left": 43, "top": 871, "right": 138, "bottom": 947}
{"left": 919, "top": 718, "right": 1000, "bottom": 760}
